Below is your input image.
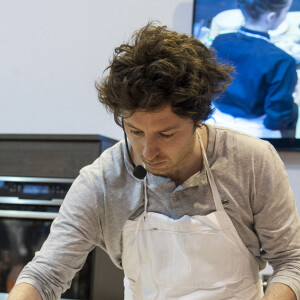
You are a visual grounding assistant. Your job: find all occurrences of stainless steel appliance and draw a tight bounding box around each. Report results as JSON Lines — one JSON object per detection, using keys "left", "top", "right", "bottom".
{"left": 0, "top": 176, "right": 94, "bottom": 300}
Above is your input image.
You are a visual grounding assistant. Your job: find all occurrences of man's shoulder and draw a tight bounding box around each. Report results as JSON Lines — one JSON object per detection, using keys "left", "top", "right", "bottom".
{"left": 260, "top": 41, "right": 295, "bottom": 62}
{"left": 212, "top": 33, "right": 294, "bottom": 62}
{"left": 211, "top": 33, "right": 238, "bottom": 48}
{"left": 80, "top": 140, "right": 129, "bottom": 180}
{"left": 100, "top": 139, "right": 125, "bottom": 161}
{"left": 212, "top": 32, "right": 237, "bottom": 42}
{"left": 207, "top": 125, "right": 281, "bottom": 174}
{"left": 209, "top": 125, "right": 273, "bottom": 156}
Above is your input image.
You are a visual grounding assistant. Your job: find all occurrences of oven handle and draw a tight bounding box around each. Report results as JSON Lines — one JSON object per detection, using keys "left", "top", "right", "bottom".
{"left": 0, "top": 210, "right": 58, "bottom": 220}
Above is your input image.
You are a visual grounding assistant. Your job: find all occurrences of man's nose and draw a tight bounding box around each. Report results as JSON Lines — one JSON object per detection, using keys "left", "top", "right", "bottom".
{"left": 143, "top": 136, "right": 159, "bottom": 161}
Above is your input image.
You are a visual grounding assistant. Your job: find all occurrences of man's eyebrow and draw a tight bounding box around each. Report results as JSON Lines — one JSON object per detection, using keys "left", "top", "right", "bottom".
{"left": 159, "top": 126, "right": 179, "bottom": 132}
{"left": 124, "top": 122, "right": 139, "bottom": 130}
{"left": 124, "top": 121, "right": 179, "bottom": 132}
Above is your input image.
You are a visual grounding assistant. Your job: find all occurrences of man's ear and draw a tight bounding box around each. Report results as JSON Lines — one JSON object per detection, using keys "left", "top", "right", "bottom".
{"left": 266, "top": 11, "right": 277, "bottom": 25}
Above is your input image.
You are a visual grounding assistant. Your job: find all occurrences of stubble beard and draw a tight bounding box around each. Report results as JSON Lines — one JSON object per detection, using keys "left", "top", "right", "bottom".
{"left": 144, "top": 131, "right": 197, "bottom": 182}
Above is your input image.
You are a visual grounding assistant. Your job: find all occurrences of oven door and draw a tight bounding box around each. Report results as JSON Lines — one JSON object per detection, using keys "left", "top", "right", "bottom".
{"left": 0, "top": 204, "right": 94, "bottom": 300}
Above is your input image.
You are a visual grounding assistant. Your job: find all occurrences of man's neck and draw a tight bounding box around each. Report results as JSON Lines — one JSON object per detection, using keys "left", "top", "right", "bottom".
{"left": 243, "top": 23, "right": 269, "bottom": 33}
{"left": 173, "top": 125, "right": 208, "bottom": 186}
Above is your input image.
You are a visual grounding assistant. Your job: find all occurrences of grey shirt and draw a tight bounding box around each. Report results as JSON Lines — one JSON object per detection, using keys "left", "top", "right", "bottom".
{"left": 17, "top": 125, "right": 300, "bottom": 299}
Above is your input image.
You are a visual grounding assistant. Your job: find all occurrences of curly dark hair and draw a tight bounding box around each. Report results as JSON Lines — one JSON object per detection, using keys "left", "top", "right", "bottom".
{"left": 95, "top": 23, "right": 234, "bottom": 127}
{"left": 238, "top": 0, "right": 290, "bottom": 20}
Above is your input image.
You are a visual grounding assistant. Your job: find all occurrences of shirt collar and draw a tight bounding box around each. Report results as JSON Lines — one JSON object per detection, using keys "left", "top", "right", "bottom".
{"left": 240, "top": 26, "right": 270, "bottom": 39}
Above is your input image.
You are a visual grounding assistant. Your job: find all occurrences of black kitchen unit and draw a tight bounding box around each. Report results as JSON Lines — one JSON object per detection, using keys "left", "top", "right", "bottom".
{"left": 0, "top": 134, "right": 124, "bottom": 300}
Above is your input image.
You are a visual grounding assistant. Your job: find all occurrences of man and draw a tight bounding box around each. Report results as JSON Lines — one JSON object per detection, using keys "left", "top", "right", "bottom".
{"left": 9, "top": 23, "right": 300, "bottom": 299}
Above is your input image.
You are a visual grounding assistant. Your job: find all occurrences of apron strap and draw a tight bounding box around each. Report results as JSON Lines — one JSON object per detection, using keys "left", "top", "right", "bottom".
{"left": 197, "top": 129, "right": 224, "bottom": 211}
{"left": 143, "top": 177, "right": 148, "bottom": 213}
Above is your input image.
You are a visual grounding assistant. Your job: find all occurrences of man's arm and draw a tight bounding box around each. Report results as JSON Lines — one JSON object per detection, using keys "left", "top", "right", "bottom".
{"left": 263, "top": 283, "right": 296, "bottom": 300}
{"left": 252, "top": 143, "right": 300, "bottom": 299}
{"left": 8, "top": 283, "right": 42, "bottom": 300}
{"left": 11, "top": 169, "right": 105, "bottom": 299}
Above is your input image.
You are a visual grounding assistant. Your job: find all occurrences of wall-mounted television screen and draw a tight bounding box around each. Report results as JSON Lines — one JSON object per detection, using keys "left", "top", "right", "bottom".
{"left": 192, "top": 0, "right": 300, "bottom": 150}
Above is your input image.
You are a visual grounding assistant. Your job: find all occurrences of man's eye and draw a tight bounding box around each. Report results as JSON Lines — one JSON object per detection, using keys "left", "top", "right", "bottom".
{"left": 130, "top": 130, "right": 142, "bottom": 135}
{"left": 159, "top": 133, "right": 174, "bottom": 138}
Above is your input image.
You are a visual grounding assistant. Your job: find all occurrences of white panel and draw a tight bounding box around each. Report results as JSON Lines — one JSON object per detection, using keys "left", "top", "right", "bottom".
{"left": 0, "top": 0, "right": 192, "bottom": 140}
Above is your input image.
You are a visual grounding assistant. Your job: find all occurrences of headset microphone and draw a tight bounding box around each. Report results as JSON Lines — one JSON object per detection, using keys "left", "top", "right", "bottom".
{"left": 123, "top": 126, "right": 147, "bottom": 179}
{"left": 133, "top": 164, "right": 147, "bottom": 180}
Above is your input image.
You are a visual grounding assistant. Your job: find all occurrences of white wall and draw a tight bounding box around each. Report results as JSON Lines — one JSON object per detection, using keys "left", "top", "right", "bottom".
{"left": 0, "top": 0, "right": 299, "bottom": 206}
{"left": 0, "top": 0, "right": 193, "bottom": 140}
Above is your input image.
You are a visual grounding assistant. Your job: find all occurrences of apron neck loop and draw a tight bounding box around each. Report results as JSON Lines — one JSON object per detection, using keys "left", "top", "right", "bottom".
{"left": 197, "top": 129, "right": 224, "bottom": 211}
{"left": 143, "top": 172, "right": 148, "bottom": 214}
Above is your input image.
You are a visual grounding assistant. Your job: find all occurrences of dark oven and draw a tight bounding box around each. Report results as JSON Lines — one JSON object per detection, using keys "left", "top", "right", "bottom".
{"left": 0, "top": 176, "right": 94, "bottom": 300}
{"left": 0, "top": 134, "right": 124, "bottom": 300}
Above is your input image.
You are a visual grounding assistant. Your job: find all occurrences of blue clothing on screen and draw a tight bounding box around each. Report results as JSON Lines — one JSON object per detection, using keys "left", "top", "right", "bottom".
{"left": 211, "top": 27, "right": 298, "bottom": 131}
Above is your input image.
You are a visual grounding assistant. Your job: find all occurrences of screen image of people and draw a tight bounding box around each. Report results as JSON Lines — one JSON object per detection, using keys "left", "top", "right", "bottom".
{"left": 193, "top": 0, "right": 300, "bottom": 138}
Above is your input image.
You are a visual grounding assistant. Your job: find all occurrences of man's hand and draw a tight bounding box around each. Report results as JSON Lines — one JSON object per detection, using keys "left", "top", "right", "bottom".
{"left": 7, "top": 283, "right": 42, "bottom": 300}
{"left": 263, "top": 282, "right": 296, "bottom": 300}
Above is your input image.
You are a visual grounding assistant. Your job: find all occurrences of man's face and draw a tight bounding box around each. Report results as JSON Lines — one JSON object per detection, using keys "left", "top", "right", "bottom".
{"left": 123, "top": 105, "right": 199, "bottom": 182}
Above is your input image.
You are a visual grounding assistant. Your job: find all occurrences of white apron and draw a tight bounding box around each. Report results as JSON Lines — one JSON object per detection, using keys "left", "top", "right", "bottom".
{"left": 122, "top": 132, "right": 264, "bottom": 300}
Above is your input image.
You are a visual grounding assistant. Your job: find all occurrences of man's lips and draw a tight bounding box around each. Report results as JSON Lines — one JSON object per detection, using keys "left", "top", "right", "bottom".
{"left": 145, "top": 161, "right": 166, "bottom": 168}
